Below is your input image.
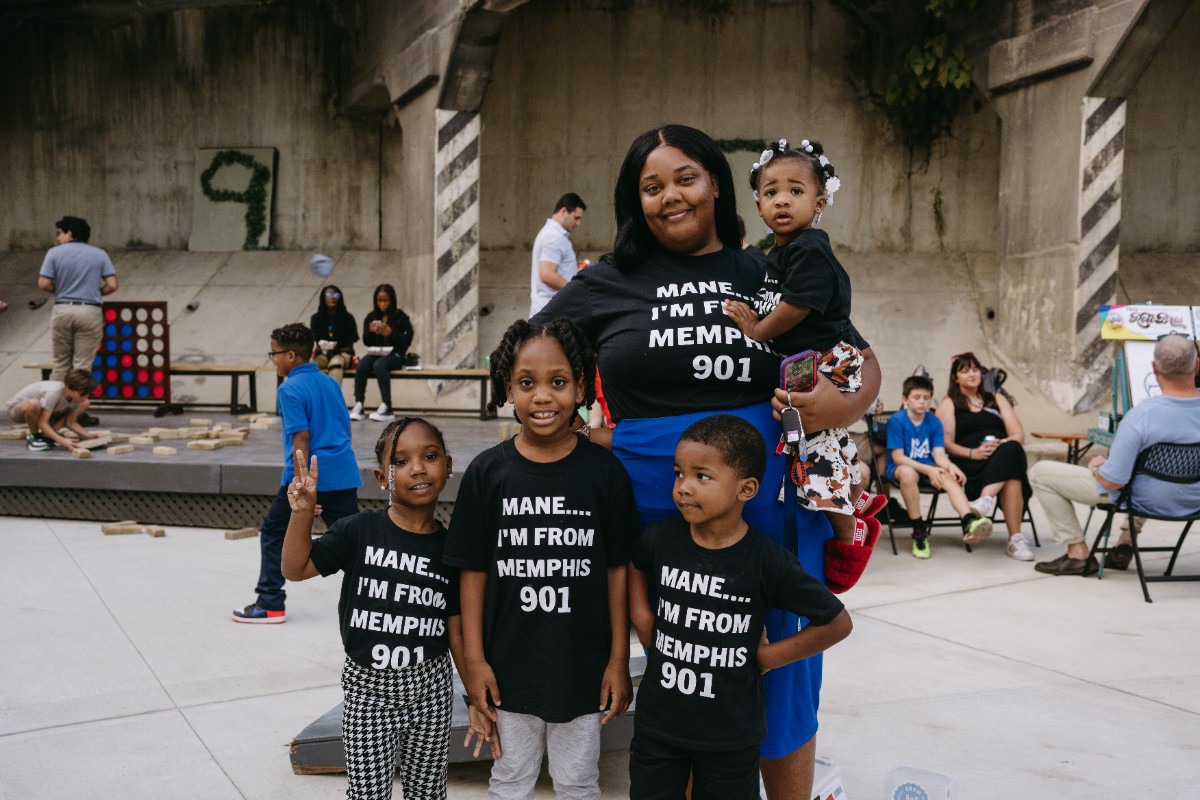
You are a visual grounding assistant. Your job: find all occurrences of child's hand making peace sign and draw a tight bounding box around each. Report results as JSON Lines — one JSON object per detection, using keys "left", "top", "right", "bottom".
{"left": 287, "top": 450, "right": 319, "bottom": 514}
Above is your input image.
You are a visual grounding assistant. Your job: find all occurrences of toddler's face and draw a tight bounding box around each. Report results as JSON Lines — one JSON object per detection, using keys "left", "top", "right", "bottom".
{"left": 756, "top": 158, "right": 825, "bottom": 245}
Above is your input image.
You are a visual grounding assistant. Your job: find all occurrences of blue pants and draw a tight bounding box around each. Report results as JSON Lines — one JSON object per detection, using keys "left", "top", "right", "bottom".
{"left": 254, "top": 485, "right": 359, "bottom": 610}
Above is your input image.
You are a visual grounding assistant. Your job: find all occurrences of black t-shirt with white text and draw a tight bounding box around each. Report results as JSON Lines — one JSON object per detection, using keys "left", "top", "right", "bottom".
{"left": 443, "top": 436, "right": 639, "bottom": 722}
{"left": 754, "top": 229, "right": 853, "bottom": 354}
{"left": 310, "top": 510, "right": 460, "bottom": 671}
{"left": 533, "top": 246, "right": 868, "bottom": 421}
{"left": 631, "top": 516, "right": 844, "bottom": 751}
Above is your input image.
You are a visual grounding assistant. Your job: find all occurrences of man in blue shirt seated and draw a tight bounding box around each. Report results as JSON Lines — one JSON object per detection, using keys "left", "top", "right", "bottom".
{"left": 1029, "top": 334, "right": 1200, "bottom": 575}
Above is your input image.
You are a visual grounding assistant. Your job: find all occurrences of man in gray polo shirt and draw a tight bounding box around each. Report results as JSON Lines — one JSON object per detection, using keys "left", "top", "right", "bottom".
{"left": 529, "top": 193, "right": 586, "bottom": 318}
{"left": 38, "top": 216, "right": 118, "bottom": 383}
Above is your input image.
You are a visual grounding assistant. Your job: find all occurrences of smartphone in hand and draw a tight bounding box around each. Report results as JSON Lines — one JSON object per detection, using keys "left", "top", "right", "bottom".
{"left": 780, "top": 351, "right": 817, "bottom": 393}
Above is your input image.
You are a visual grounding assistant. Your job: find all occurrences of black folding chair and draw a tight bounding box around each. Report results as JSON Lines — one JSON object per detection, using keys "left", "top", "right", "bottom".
{"left": 1089, "top": 441, "right": 1200, "bottom": 602}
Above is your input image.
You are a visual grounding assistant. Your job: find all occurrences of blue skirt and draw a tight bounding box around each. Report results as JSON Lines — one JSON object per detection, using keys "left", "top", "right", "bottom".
{"left": 613, "top": 401, "right": 832, "bottom": 758}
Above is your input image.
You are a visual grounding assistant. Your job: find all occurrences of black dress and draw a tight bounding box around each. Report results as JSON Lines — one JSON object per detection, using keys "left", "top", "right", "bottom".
{"left": 949, "top": 404, "right": 1032, "bottom": 501}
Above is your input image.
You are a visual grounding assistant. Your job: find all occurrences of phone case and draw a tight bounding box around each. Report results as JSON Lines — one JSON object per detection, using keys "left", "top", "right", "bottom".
{"left": 780, "top": 350, "right": 817, "bottom": 393}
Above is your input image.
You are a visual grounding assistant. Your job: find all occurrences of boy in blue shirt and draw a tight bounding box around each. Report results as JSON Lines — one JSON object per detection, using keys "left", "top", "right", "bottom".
{"left": 232, "top": 323, "right": 362, "bottom": 623}
{"left": 886, "top": 376, "right": 991, "bottom": 559}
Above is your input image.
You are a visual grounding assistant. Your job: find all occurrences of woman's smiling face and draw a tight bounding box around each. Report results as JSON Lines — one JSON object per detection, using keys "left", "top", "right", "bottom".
{"left": 638, "top": 145, "right": 723, "bottom": 257}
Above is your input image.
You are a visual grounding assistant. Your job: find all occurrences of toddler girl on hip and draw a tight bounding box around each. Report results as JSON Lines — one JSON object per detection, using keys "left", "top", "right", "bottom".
{"left": 723, "top": 138, "right": 881, "bottom": 557}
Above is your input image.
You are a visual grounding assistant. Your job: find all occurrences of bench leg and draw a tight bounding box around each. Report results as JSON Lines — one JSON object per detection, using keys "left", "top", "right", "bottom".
{"left": 230, "top": 374, "right": 239, "bottom": 416}
{"left": 248, "top": 372, "right": 258, "bottom": 413}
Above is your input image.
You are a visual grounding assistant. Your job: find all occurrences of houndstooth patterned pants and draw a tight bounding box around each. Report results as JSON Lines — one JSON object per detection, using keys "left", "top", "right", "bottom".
{"left": 341, "top": 653, "right": 452, "bottom": 800}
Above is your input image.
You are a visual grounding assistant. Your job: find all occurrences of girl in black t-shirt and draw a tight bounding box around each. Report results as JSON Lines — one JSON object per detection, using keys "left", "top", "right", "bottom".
{"left": 445, "top": 317, "right": 637, "bottom": 798}
{"left": 723, "top": 139, "right": 880, "bottom": 551}
{"left": 280, "top": 418, "right": 497, "bottom": 799}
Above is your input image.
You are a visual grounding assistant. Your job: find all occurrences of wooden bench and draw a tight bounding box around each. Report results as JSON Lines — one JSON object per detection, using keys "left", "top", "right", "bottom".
{"left": 27, "top": 362, "right": 269, "bottom": 416}
{"left": 286, "top": 367, "right": 495, "bottom": 420}
{"left": 1031, "top": 431, "right": 1094, "bottom": 465}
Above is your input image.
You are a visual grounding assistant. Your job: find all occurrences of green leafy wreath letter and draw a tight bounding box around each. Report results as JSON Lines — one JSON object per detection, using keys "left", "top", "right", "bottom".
{"left": 199, "top": 150, "right": 271, "bottom": 250}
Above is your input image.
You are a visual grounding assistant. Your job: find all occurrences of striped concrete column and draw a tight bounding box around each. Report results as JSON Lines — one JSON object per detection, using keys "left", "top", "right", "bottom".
{"left": 431, "top": 109, "right": 481, "bottom": 395}
{"left": 1073, "top": 96, "right": 1125, "bottom": 413}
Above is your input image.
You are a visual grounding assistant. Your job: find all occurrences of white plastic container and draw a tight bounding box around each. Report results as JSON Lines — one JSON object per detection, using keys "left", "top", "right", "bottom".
{"left": 811, "top": 756, "right": 846, "bottom": 800}
{"left": 885, "top": 765, "right": 956, "bottom": 800}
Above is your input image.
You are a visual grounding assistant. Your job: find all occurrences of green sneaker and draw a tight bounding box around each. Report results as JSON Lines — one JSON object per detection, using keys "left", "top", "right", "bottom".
{"left": 912, "top": 531, "right": 931, "bottom": 559}
{"left": 964, "top": 515, "right": 994, "bottom": 545}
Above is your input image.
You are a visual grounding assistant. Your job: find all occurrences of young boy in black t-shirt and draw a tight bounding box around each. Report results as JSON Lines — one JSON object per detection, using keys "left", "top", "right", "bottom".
{"left": 628, "top": 414, "right": 852, "bottom": 800}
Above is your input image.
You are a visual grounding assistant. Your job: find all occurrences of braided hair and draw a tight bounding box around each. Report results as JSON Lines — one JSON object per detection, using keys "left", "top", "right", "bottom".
{"left": 374, "top": 416, "right": 447, "bottom": 466}
{"left": 487, "top": 317, "right": 597, "bottom": 418}
{"left": 748, "top": 138, "right": 837, "bottom": 201}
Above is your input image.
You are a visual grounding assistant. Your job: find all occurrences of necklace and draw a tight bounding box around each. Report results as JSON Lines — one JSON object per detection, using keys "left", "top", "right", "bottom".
{"left": 967, "top": 396, "right": 984, "bottom": 409}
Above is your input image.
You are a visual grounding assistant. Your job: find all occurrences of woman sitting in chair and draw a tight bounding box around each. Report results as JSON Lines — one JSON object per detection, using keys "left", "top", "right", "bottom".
{"left": 936, "top": 351, "right": 1036, "bottom": 561}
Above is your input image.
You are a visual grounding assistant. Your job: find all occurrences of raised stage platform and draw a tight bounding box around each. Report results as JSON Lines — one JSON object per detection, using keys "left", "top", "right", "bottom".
{"left": 0, "top": 410, "right": 510, "bottom": 528}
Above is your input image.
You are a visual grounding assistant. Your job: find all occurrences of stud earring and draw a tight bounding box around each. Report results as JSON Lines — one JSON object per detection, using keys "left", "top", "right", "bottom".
{"left": 379, "top": 485, "right": 386, "bottom": 490}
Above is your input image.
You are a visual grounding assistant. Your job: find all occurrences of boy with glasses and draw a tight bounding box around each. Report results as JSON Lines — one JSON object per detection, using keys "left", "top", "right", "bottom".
{"left": 232, "top": 324, "right": 361, "bottom": 623}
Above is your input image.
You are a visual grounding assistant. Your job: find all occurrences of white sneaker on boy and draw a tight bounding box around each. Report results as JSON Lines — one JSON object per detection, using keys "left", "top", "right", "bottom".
{"left": 968, "top": 494, "right": 996, "bottom": 519}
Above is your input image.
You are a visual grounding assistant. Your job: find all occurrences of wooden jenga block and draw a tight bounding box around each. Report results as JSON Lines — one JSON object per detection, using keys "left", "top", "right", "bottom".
{"left": 237, "top": 414, "right": 257, "bottom": 422}
{"left": 101, "top": 522, "right": 143, "bottom": 535}
{"left": 232, "top": 426, "right": 250, "bottom": 435}
{"left": 189, "top": 418, "right": 212, "bottom": 426}
{"left": 187, "top": 439, "right": 225, "bottom": 450}
{"left": 224, "top": 527, "right": 258, "bottom": 540}
{"left": 128, "top": 436, "right": 157, "bottom": 445}
{"left": 144, "top": 526, "right": 166, "bottom": 538}
{"left": 249, "top": 422, "right": 270, "bottom": 431}
{"left": 148, "top": 427, "right": 182, "bottom": 440}
{"left": 153, "top": 446, "right": 177, "bottom": 456}
{"left": 213, "top": 422, "right": 232, "bottom": 431}
{"left": 108, "top": 433, "right": 132, "bottom": 443}
{"left": 258, "top": 416, "right": 279, "bottom": 426}
{"left": 0, "top": 430, "right": 27, "bottom": 440}
{"left": 71, "top": 447, "right": 92, "bottom": 459}
{"left": 87, "top": 429, "right": 113, "bottom": 437}
{"left": 216, "top": 437, "right": 244, "bottom": 447}
{"left": 76, "top": 437, "right": 112, "bottom": 450}
{"left": 108, "top": 444, "right": 135, "bottom": 455}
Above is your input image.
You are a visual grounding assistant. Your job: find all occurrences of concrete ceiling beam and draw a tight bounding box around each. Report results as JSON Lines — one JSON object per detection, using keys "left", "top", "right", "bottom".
{"left": 1090, "top": 0, "right": 1194, "bottom": 97}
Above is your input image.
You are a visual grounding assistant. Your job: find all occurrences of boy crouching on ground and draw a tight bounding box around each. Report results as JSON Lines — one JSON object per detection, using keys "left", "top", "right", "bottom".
{"left": 6, "top": 369, "right": 99, "bottom": 452}
{"left": 886, "top": 375, "right": 992, "bottom": 558}
{"left": 628, "top": 414, "right": 852, "bottom": 800}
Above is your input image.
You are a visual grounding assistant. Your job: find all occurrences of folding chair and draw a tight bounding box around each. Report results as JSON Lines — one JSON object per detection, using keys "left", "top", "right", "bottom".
{"left": 1089, "top": 441, "right": 1200, "bottom": 602}
{"left": 865, "top": 411, "right": 971, "bottom": 554}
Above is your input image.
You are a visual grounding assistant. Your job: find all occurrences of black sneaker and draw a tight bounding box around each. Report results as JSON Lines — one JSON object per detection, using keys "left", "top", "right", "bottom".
{"left": 27, "top": 434, "right": 53, "bottom": 452}
{"left": 78, "top": 412, "right": 101, "bottom": 427}
{"left": 231, "top": 602, "right": 286, "bottom": 624}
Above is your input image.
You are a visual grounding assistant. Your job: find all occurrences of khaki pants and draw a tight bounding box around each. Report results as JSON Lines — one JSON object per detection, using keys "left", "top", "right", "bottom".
{"left": 1028, "top": 460, "right": 1144, "bottom": 546}
{"left": 313, "top": 352, "right": 348, "bottom": 384}
{"left": 50, "top": 303, "right": 103, "bottom": 381}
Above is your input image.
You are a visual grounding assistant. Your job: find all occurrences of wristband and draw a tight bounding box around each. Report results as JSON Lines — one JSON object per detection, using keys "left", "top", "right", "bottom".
{"left": 969, "top": 448, "right": 974, "bottom": 460}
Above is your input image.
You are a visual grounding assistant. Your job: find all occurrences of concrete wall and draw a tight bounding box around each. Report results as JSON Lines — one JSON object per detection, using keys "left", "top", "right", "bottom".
{"left": 0, "top": 6, "right": 383, "bottom": 252}
{"left": 1123, "top": 0, "right": 1200, "bottom": 252}
{"left": 476, "top": 0, "right": 1001, "bottom": 345}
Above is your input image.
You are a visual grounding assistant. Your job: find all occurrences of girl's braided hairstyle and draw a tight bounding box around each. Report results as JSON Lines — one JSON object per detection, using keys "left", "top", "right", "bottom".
{"left": 487, "top": 317, "right": 597, "bottom": 418}
{"left": 748, "top": 138, "right": 836, "bottom": 199}
{"left": 374, "top": 417, "right": 447, "bottom": 466}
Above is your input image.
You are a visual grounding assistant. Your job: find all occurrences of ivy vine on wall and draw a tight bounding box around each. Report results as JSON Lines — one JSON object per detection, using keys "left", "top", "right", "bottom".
{"left": 199, "top": 149, "right": 272, "bottom": 250}
{"left": 882, "top": 0, "right": 978, "bottom": 153}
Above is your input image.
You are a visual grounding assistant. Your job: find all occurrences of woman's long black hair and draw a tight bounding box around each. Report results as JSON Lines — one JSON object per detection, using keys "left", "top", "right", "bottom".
{"left": 611, "top": 124, "right": 741, "bottom": 272}
{"left": 316, "top": 284, "right": 353, "bottom": 323}
{"left": 372, "top": 283, "right": 400, "bottom": 324}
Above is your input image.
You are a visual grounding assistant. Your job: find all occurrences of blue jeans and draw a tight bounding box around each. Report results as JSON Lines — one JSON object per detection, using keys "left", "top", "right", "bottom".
{"left": 254, "top": 485, "right": 359, "bottom": 610}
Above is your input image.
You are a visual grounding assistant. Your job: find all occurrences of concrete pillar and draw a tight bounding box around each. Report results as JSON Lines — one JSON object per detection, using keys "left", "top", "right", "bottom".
{"left": 432, "top": 109, "right": 482, "bottom": 379}
{"left": 1074, "top": 97, "right": 1126, "bottom": 411}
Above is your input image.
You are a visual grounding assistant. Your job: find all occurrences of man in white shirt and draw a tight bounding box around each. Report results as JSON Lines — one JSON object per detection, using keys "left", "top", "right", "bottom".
{"left": 529, "top": 193, "right": 586, "bottom": 317}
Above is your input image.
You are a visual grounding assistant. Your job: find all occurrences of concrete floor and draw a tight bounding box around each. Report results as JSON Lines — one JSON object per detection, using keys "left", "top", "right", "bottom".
{"left": 1, "top": 505, "right": 1198, "bottom": 799}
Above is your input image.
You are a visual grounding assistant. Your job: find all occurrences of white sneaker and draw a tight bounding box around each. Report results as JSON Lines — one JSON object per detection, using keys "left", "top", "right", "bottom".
{"left": 969, "top": 495, "right": 996, "bottom": 518}
{"left": 1007, "top": 534, "right": 1034, "bottom": 561}
{"left": 349, "top": 402, "right": 365, "bottom": 421}
{"left": 368, "top": 404, "right": 392, "bottom": 422}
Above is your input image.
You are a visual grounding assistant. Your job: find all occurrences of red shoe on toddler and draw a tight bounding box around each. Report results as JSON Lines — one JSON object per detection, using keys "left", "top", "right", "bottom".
{"left": 852, "top": 491, "right": 887, "bottom": 521}
{"left": 824, "top": 515, "right": 881, "bottom": 594}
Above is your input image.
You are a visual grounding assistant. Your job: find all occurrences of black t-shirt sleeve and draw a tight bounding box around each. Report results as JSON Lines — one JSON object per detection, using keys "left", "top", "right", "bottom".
{"left": 845, "top": 321, "right": 869, "bottom": 351}
{"left": 761, "top": 538, "right": 845, "bottom": 626}
{"left": 310, "top": 513, "right": 359, "bottom": 577}
{"left": 443, "top": 457, "right": 491, "bottom": 571}
{"left": 530, "top": 267, "right": 601, "bottom": 340}
{"left": 600, "top": 452, "right": 640, "bottom": 567}
{"left": 778, "top": 242, "right": 837, "bottom": 314}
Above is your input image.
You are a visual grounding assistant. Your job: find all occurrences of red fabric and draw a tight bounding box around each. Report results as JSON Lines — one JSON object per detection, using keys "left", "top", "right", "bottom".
{"left": 824, "top": 516, "right": 880, "bottom": 594}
